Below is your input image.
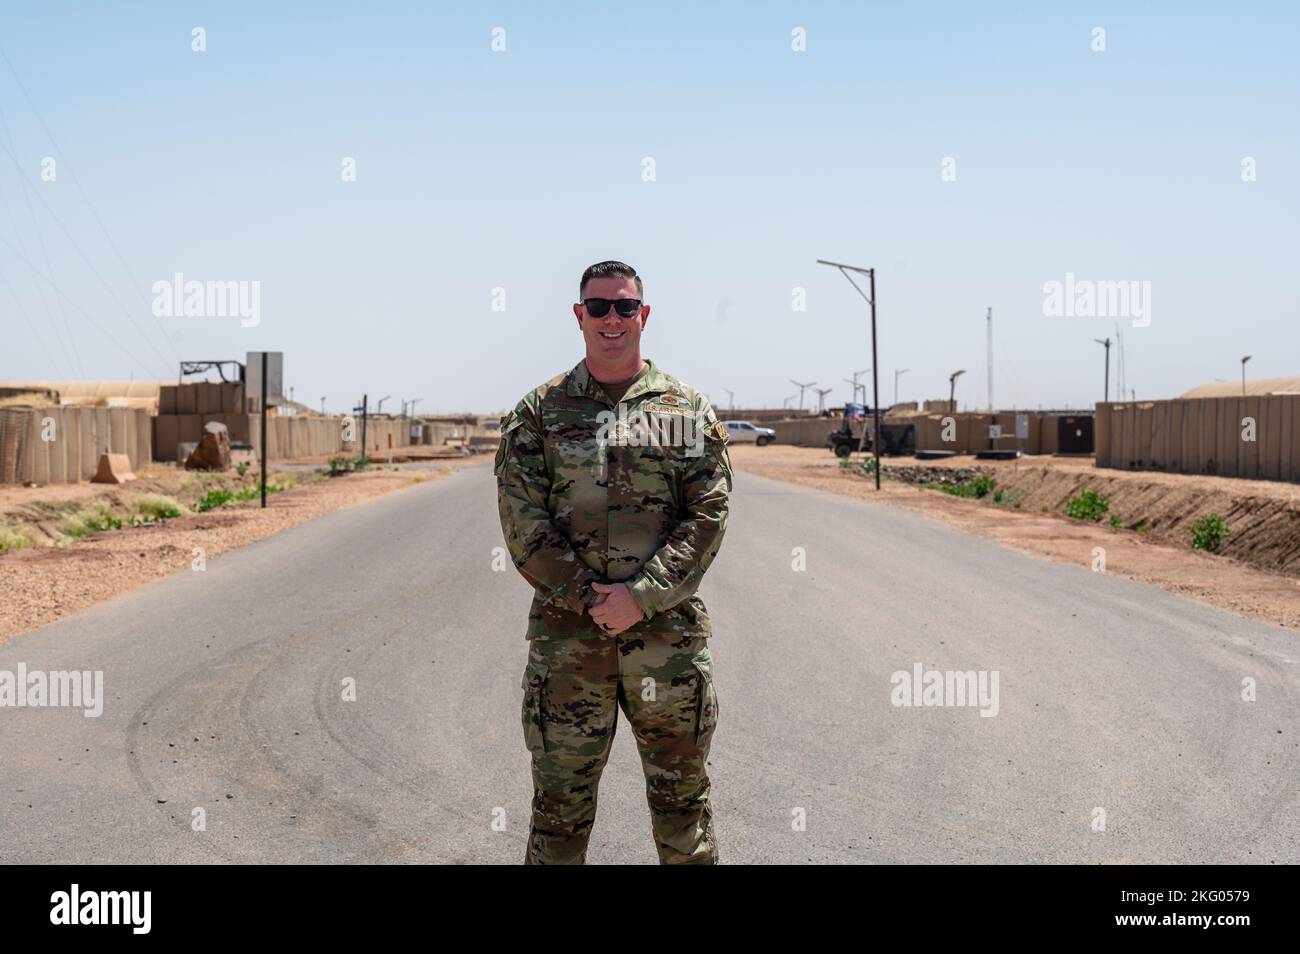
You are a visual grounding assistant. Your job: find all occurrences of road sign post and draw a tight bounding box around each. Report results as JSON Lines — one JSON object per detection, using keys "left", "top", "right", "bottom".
{"left": 260, "top": 351, "right": 267, "bottom": 508}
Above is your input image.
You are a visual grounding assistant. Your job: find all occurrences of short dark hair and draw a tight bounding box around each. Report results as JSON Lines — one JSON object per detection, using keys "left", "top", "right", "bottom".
{"left": 580, "top": 260, "right": 643, "bottom": 300}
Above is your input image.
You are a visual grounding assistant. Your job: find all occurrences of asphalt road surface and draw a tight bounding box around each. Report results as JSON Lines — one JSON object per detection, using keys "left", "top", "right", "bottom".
{"left": 2, "top": 461, "right": 1296, "bottom": 864}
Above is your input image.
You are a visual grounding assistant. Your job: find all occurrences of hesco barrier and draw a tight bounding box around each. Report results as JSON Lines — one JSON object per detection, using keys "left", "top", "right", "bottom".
{"left": 0, "top": 406, "right": 152, "bottom": 484}
{"left": 773, "top": 411, "right": 1093, "bottom": 454}
{"left": 153, "top": 413, "right": 416, "bottom": 462}
{"left": 1096, "top": 396, "right": 1300, "bottom": 481}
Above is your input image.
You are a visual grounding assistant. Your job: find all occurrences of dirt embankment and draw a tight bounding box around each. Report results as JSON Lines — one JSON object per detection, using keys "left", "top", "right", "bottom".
{"left": 882, "top": 460, "right": 1300, "bottom": 578}
{"left": 731, "top": 445, "right": 1300, "bottom": 631}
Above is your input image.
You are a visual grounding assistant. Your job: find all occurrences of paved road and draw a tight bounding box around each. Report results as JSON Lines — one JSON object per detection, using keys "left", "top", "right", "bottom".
{"left": 1, "top": 462, "right": 1296, "bottom": 863}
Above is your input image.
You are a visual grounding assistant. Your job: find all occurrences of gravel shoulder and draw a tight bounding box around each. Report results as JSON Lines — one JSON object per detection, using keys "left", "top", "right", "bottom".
{"left": 730, "top": 444, "right": 1300, "bottom": 632}
{"left": 0, "top": 460, "right": 483, "bottom": 641}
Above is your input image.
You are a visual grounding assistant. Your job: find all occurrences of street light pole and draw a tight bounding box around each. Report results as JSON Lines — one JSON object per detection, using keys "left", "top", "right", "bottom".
{"left": 1241, "top": 355, "right": 1252, "bottom": 396}
{"left": 1094, "top": 338, "right": 1112, "bottom": 402}
{"left": 818, "top": 260, "right": 882, "bottom": 489}
{"left": 949, "top": 369, "right": 966, "bottom": 416}
{"left": 789, "top": 379, "right": 816, "bottom": 412}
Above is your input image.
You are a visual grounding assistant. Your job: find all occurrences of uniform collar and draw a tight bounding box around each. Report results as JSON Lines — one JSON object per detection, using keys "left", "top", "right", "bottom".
{"left": 568, "top": 358, "right": 674, "bottom": 403}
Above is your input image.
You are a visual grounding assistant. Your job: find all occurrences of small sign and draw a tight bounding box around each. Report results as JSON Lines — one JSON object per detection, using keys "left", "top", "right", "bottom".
{"left": 246, "top": 351, "right": 284, "bottom": 409}
{"left": 1016, "top": 414, "right": 1029, "bottom": 439}
{"left": 988, "top": 424, "right": 1002, "bottom": 439}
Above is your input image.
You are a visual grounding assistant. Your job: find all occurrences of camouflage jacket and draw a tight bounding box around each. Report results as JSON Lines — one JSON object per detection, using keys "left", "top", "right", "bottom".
{"left": 495, "top": 358, "right": 732, "bottom": 640}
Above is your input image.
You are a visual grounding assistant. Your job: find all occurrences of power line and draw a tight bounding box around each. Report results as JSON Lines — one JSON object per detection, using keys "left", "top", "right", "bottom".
{"left": 0, "top": 261, "right": 60, "bottom": 372}
{"left": 0, "top": 100, "right": 86, "bottom": 377}
{"left": 0, "top": 135, "right": 173, "bottom": 377}
{"left": 0, "top": 230, "right": 159, "bottom": 380}
{"left": 1, "top": 47, "right": 182, "bottom": 369}
{"left": 0, "top": 177, "right": 78, "bottom": 376}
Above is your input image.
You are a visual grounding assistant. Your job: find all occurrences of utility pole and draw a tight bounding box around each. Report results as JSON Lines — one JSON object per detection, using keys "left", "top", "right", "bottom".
{"left": 723, "top": 388, "right": 734, "bottom": 410}
{"left": 783, "top": 395, "right": 796, "bottom": 410}
{"left": 360, "top": 394, "right": 368, "bottom": 458}
{"left": 818, "top": 259, "right": 882, "bottom": 489}
{"left": 986, "top": 307, "right": 993, "bottom": 412}
{"left": 409, "top": 398, "right": 422, "bottom": 418}
{"left": 814, "top": 387, "right": 834, "bottom": 414}
{"left": 320, "top": 396, "right": 326, "bottom": 415}
{"left": 1241, "top": 355, "right": 1251, "bottom": 396}
{"left": 1094, "top": 338, "right": 1112, "bottom": 403}
{"left": 788, "top": 379, "right": 816, "bottom": 411}
{"left": 842, "top": 377, "right": 862, "bottom": 405}
{"left": 1115, "top": 324, "right": 1126, "bottom": 401}
{"left": 894, "top": 368, "right": 909, "bottom": 406}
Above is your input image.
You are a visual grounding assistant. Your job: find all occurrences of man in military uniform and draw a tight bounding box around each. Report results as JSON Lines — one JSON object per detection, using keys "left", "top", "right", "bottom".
{"left": 495, "top": 260, "right": 732, "bottom": 865}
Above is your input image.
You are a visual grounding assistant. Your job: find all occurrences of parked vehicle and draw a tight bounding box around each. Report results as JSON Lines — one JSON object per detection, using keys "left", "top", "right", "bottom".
{"left": 723, "top": 420, "right": 776, "bottom": 446}
{"left": 827, "top": 404, "right": 915, "bottom": 457}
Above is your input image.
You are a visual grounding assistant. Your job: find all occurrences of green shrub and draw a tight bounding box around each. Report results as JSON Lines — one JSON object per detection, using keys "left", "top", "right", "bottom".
{"left": 1066, "top": 489, "right": 1109, "bottom": 522}
{"left": 991, "top": 487, "right": 1024, "bottom": 508}
{"left": 1191, "top": 514, "right": 1229, "bottom": 552}
{"left": 62, "top": 506, "right": 122, "bottom": 539}
{"left": 136, "top": 493, "right": 184, "bottom": 520}
{"left": 233, "top": 483, "right": 285, "bottom": 502}
{"left": 938, "top": 474, "right": 995, "bottom": 499}
{"left": 1109, "top": 514, "right": 1123, "bottom": 528}
{"left": 0, "top": 525, "right": 36, "bottom": 555}
{"left": 196, "top": 488, "right": 236, "bottom": 512}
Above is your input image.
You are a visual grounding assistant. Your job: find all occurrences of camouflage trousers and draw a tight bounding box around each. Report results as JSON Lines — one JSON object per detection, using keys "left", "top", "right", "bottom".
{"left": 521, "top": 632, "right": 719, "bottom": 865}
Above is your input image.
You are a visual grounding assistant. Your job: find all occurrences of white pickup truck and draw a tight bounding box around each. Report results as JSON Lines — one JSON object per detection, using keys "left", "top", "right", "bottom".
{"left": 722, "top": 420, "right": 776, "bottom": 446}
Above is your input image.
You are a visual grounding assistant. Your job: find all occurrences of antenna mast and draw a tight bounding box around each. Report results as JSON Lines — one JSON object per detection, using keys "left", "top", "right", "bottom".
{"left": 986, "top": 307, "right": 993, "bottom": 411}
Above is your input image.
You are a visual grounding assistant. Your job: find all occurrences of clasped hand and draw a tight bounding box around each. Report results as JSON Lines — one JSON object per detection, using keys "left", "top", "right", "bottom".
{"left": 588, "top": 582, "right": 645, "bottom": 636}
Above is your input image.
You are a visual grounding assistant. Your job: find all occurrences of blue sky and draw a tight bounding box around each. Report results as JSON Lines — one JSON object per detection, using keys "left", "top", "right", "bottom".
{"left": 0, "top": 2, "right": 1296, "bottom": 413}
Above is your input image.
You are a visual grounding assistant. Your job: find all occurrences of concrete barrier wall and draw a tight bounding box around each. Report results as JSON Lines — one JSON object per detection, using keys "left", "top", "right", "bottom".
{"left": 0, "top": 406, "right": 152, "bottom": 484}
{"left": 1096, "top": 396, "right": 1300, "bottom": 481}
{"left": 151, "top": 414, "right": 487, "bottom": 462}
{"left": 775, "top": 412, "right": 1037, "bottom": 452}
{"left": 255, "top": 415, "right": 412, "bottom": 459}
{"left": 770, "top": 418, "right": 838, "bottom": 447}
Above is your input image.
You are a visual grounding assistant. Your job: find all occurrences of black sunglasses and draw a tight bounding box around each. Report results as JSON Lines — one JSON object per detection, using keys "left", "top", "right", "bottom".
{"left": 582, "top": 297, "right": 642, "bottom": 318}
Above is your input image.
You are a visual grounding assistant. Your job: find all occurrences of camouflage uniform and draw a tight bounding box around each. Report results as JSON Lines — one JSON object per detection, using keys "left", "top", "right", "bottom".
{"left": 496, "top": 358, "right": 731, "bottom": 864}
